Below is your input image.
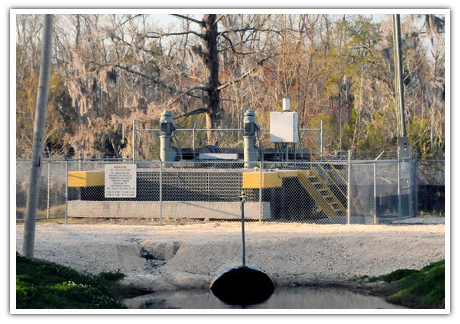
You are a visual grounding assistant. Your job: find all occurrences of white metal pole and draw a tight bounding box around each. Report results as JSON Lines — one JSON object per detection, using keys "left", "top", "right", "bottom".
{"left": 241, "top": 196, "right": 246, "bottom": 266}
{"left": 397, "top": 159, "right": 402, "bottom": 219}
{"left": 159, "top": 163, "right": 163, "bottom": 226}
{"left": 320, "top": 119, "right": 324, "bottom": 155}
{"left": 373, "top": 162, "right": 377, "bottom": 224}
{"left": 192, "top": 119, "right": 196, "bottom": 152}
{"left": 23, "top": 15, "right": 54, "bottom": 258}
{"left": 409, "top": 156, "right": 414, "bottom": 217}
{"left": 414, "top": 152, "right": 419, "bottom": 216}
{"left": 259, "top": 160, "right": 263, "bottom": 221}
{"left": 65, "top": 159, "right": 68, "bottom": 225}
{"left": 46, "top": 161, "right": 50, "bottom": 219}
{"left": 45, "top": 148, "right": 51, "bottom": 219}
{"left": 347, "top": 150, "right": 351, "bottom": 225}
{"left": 132, "top": 119, "right": 136, "bottom": 162}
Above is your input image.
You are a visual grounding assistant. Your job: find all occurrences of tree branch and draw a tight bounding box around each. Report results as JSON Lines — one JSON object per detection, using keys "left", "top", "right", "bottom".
{"left": 110, "top": 63, "right": 204, "bottom": 101}
{"left": 171, "top": 14, "right": 204, "bottom": 26}
{"left": 144, "top": 30, "right": 205, "bottom": 39}
{"left": 218, "top": 38, "right": 259, "bottom": 53}
{"left": 220, "top": 33, "right": 256, "bottom": 56}
{"left": 218, "top": 27, "right": 282, "bottom": 37}
{"left": 218, "top": 55, "right": 274, "bottom": 91}
{"left": 174, "top": 107, "right": 209, "bottom": 119}
{"left": 114, "top": 14, "right": 143, "bottom": 30}
{"left": 113, "top": 64, "right": 177, "bottom": 93}
{"left": 214, "top": 14, "right": 227, "bottom": 26}
{"left": 173, "top": 86, "right": 208, "bottom": 103}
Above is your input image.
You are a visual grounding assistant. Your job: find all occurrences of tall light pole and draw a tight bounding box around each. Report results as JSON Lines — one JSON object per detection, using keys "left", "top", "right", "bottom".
{"left": 23, "top": 15, "right": 54, "bottom": 258}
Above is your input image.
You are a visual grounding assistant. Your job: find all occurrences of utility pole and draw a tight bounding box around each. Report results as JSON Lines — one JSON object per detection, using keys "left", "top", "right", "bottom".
{"left": 393, "top": 14, "right": 412, "bottom": 219}
{"left": 393, "top": 14, "right": 407, "bottom": 137}
{"left": 23, "top": 15, "right": 54, "bottom": 258}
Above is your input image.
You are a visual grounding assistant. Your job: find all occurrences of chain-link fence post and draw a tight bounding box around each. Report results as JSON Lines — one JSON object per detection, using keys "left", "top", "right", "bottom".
{"left": 192, "top": 125, "right": 196, "bottom": 152}
{"left": 408, "top": 155, "right": 414, "bottom": 217}
{"left": 397, "top": 158, "right": 402, "bottom": 219}
{"left": 159, "top": 161, "right": 163, "bottom": 226}
{"left": 320, "top": 119, "right": 324, "bottom": 155}
{"left": 414, "top": 152, "right": 419, "bottom": 216}
{"left": 132, "top": 119, "right": 136, "bottom": 162}
{"left": 259, "top": 160, "right": 263, "bottom": 222}
{"left": 347, "top": 150, "right": 351, "bottom": 225}
{"left": 46, "top": 160, "right": 51, "bottom": 219}
{"left": 65, "top": 158, "right": 68, "bottom": 225}
{"left": 373, "top": 162, "right": 377, "bottom": 224}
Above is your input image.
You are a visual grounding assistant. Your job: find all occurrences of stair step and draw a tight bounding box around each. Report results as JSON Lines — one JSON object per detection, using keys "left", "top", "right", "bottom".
{"left": 298, "top": 173, "right": 345, "bottom": 217}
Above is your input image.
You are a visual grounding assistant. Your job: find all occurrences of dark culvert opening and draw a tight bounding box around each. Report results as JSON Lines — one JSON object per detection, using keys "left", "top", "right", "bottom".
{"left": 210, "top": 266, "right": 275, "bottom": 306}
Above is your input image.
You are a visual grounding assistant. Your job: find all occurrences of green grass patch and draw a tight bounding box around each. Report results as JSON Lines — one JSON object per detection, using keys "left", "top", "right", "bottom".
{"left": 16, "top": 252, "right": 148, "bottom": 309}
{"left": 372, "top": 260, "right": 445, "bottom": 309}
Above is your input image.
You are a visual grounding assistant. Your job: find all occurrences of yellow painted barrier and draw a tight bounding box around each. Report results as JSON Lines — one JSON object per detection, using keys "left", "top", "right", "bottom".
{"left": 68, "top": 171, "right": 104, "bottom": 188}
{"left": 242, "top": 170, "right": 310, "bottom": 189}
{"left": 242, "top": 171, "right": 282, "bottom": 189}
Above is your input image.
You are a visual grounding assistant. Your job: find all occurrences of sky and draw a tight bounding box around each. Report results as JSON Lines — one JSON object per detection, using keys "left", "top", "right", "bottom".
{"left": 143, "top": 13, "right": 426, "bottom": 33}
{"left": 154, "top": 14, "right": 201, "bottom": 27}
{"left": 153, "top": 13, "right": 384, "bottom": 27}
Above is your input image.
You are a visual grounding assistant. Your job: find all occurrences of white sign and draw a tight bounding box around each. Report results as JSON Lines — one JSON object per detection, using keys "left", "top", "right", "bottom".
{"left": 104, "top": 164, "right": 137, "bottom": 198}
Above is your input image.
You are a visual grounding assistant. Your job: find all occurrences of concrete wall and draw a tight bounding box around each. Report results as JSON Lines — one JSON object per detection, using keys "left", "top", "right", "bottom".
{"left": 68, "top": 200, "right": 270, "bottom": 220}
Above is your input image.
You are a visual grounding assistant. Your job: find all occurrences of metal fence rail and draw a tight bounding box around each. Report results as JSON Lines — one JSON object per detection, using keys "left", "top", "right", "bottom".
{"left": 15, "top": 157, "right": 445, "bottom": 224}
{"left": 132, "top": 122, "right": 324, "bottom": 162}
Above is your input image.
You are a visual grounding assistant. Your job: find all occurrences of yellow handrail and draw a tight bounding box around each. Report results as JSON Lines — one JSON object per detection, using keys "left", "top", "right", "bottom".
{"left": 308, "top": 139, "right": 348, "bottom": 185}
{"left": 308, "top": 140, "right": 347, "bottom": 199}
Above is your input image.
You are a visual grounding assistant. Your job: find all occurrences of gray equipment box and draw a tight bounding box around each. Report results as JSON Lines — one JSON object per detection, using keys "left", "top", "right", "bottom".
{"left": 269, "top": 111, "right": 299, "bottom": 143}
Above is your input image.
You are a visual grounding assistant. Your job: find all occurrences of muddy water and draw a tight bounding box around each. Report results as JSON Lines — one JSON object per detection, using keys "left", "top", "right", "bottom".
{"left": 124, "top": 286, "right": 405, "bottom": 309}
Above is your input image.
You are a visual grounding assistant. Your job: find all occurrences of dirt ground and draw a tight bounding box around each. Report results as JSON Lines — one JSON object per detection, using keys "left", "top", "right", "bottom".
{"left": 15, "top": 218, "right": 445, "bottom": 291}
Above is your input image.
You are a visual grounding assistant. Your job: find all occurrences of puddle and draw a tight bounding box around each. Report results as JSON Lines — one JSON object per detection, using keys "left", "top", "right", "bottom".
{"left": 123, "top": 286, "right": 406, "bottom": 309}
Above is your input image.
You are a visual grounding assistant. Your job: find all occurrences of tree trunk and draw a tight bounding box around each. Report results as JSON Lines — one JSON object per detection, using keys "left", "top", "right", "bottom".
{"left": 202, "top": 14, "right": 221, "bottom": 145}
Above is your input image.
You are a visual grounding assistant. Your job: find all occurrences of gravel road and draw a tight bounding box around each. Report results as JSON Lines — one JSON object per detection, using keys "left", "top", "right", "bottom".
{"left": 15, "top": 219, "right": 445, "bottom": 291}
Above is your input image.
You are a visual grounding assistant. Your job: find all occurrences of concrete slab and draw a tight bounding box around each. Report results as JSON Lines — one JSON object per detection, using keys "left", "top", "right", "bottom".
{"left": 68, "top": 201, "right": 270, "bottom": 220}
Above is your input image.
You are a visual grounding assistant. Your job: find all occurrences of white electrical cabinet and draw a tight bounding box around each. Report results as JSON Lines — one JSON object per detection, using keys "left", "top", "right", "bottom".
{"left": 270, "top": 111, "right": 299, "bottom": 143}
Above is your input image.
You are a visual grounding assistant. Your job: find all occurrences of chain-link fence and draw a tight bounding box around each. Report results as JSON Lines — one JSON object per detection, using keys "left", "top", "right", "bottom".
{"left": 16, "top": 159, "right": 132, "bottom": 221}
{"left": 416, "top": 159, "right": 445, "bottom": 216}
{"left": 349, "top": 160, "right": 406, "bottom": 224}
{"left": 15, "top": 157, "right": 445, "bottom": 224}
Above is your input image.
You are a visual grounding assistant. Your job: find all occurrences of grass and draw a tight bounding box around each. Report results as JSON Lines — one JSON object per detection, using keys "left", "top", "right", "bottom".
{"left": 371, "top": 260, "right": 445, "bottom": 309}
{"left": 16, "top": 252, "right": 149, "bottom": 309}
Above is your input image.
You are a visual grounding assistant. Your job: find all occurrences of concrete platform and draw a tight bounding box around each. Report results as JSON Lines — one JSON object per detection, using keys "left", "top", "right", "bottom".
{"left": 68, "top": 201, "right": 270, "bottom": 220}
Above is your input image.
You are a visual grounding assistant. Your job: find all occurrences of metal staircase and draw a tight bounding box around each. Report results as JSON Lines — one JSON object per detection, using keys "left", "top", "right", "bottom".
{"left": 297, "top": 170, "right": 347, "bottom": 217}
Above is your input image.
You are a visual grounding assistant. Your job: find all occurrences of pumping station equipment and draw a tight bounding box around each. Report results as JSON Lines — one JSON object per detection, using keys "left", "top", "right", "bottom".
{"left": 67, "top": 98, "right": 349, "bottom": 222}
